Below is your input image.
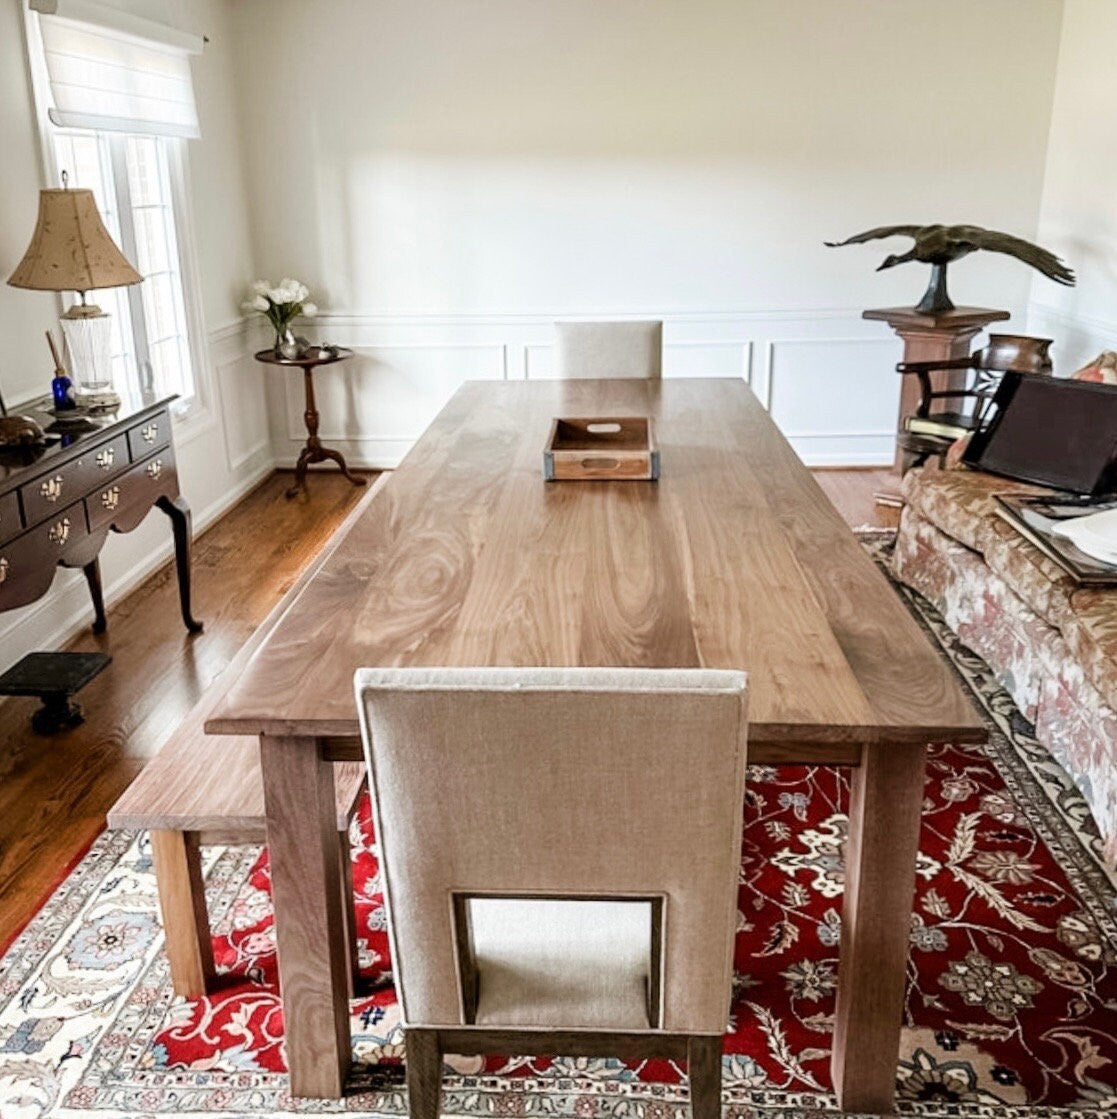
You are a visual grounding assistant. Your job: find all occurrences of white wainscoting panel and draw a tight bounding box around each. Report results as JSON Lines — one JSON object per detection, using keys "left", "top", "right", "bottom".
{"left": 213, "top": 321, "right": 272, "bottom": 473}
{"left": 269, "top": 310, "right": 904, "bottom": 469}
{"left": 282, "top": 344, "right": 508, "bottom": 469}
{"left": 766, "top": 338, "right": 900, "bottom": 465}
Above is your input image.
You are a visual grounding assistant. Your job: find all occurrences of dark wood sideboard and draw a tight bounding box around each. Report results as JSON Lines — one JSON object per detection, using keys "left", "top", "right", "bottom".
{"left": 0, "top": 395, "right": 201, "bottom": 635}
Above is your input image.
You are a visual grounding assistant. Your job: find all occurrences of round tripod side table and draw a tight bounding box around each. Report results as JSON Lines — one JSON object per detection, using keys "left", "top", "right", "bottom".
{"left": 254, "top": 347, "right": 368, "bottom": 499}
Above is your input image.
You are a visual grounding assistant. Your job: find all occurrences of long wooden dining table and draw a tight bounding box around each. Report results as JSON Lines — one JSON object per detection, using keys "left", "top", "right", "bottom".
{"left": 207, "top": 377, "right": 985, "bottom": 1110}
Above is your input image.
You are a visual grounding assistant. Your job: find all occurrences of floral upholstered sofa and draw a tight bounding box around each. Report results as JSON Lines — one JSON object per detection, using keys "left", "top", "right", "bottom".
{"left": 893, "top": 467, "right": 1117, "bottom": 868}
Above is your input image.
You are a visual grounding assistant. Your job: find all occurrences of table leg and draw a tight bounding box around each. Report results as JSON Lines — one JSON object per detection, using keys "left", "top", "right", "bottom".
{"left": 156, "top": 494, "right": 204, "bottom": 634}
{"left": 319, "top": 445, "right": 367, "bottom": 488}
{"left": 287, "top": 444, "right": 315, "bottom": 499}
{"left": 260, "top": 734, "right": 352, "bottom": 1098}
{"left": 831, "top": 742, "right": 927, "bottom": 1114}
{"left": 82, "top": 558, "right": 107, "bottom": 634}
{"left": 286, "top": 367, "right": 367, "bottom": 498}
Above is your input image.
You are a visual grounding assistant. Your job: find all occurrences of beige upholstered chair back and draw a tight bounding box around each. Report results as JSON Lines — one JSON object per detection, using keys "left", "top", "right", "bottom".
{"left": 354, "top": 667, "right": 748, "bottom": 1036}
{"left": 555, "top": 320, "right": 663, "bottom": 379}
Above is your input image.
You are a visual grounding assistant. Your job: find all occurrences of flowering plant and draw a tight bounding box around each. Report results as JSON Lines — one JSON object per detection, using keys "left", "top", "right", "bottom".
{"left": 242, "top": 278, "right": 318, "bottom": 335}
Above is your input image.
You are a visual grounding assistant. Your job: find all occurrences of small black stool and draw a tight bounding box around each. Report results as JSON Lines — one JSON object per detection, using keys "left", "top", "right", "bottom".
{"left": 0, "top": 651, "right": 111, "bottom": 735}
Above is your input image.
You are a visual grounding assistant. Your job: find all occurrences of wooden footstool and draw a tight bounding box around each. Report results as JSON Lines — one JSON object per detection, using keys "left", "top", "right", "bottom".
{"left": 109, "top": 735, "right": 367, "bottom": 998}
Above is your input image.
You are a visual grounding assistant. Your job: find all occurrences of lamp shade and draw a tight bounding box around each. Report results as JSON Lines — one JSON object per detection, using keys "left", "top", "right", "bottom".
{"left": 7, "top": 187, "right": 142, "bottom": 294}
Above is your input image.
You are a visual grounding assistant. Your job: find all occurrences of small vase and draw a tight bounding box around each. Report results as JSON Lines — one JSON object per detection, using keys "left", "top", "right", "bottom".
{"left": 275, "top": 327, "right": 301, "bottom": 360}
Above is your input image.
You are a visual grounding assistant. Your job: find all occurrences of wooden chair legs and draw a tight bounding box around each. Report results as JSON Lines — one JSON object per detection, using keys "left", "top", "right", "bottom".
{"left": 687, "top": 1035, "right": 723, "bottom": 1119}
{"left": 401, "top": 1030, "right": 722, "bottom": 1119}
{"left": 150, "top": 830, "right": 215, "bottom": 998}
{"left": 404, "top": 1028, "right": 443, "bottom": 1119}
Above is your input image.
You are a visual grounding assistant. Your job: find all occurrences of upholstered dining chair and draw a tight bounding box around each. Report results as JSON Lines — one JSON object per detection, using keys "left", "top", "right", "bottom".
{"left": 354, "top": 666, "right": 749, "bottom": 1119}
{"left": 554, "top": 320, "right": 663, "bottom": 378}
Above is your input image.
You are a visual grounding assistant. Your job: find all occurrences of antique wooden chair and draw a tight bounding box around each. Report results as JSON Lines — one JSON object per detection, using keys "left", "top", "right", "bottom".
{"left": 354, "top": 666, "right": 749, "bottom": 1119}
{"left": 554, "top": 320, "right": 663, "bottom": 378}
{"left": 896, "top": 333, "right": 1053, "bottom": 472}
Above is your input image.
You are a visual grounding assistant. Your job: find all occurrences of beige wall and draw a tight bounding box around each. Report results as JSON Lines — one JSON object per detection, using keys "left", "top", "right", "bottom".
{"left": 174, "top": 0, "right": 256, "bottom": 331}
{"left": 226, "top": 0, "right": 1064, "bottom": 469}
{"left": 229, "top": 0, "right": 1063, "bottom": 317}
{"left": 0, "top": 0, "right": 58, "bottom": 406}
{"left": 1027, "top": 0, "right": 1117, "bottom": 369}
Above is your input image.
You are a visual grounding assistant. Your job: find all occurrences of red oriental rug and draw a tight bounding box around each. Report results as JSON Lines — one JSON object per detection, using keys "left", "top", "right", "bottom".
{"left": 0, "top": 538, "right": 1115, "bottom": 1117}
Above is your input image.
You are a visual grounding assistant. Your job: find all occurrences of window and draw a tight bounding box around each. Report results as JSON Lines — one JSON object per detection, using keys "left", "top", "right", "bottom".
{"left": 50, "top": 130, "right": 197, "bottom": 405}
{"left": 25, "top": 2, "right": 206, "bottom": 414}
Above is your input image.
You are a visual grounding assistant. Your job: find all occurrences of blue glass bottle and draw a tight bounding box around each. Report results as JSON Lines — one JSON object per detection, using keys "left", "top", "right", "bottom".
{"left": 52, "top": 370, "right": 76, "bottom": 411}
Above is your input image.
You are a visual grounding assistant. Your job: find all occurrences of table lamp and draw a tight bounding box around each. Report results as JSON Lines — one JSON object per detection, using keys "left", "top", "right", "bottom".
{"left": 7, "top": 173, "right": 142, "bottom": 409}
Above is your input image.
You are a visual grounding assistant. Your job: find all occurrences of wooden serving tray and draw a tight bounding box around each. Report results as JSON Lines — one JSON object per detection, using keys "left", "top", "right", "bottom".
{"left": 543, "top": 417, "right": 659, "bottom": 481}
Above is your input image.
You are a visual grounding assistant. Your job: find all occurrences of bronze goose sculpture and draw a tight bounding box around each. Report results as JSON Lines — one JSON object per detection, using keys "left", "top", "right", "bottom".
{"left": 825, "top": 223, "right": 1075, "bottom": 314}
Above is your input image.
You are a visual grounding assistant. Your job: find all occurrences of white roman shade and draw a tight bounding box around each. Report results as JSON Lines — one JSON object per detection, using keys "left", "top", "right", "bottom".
{"left": 31, "top": 0, "right": 203, "bottom": 139}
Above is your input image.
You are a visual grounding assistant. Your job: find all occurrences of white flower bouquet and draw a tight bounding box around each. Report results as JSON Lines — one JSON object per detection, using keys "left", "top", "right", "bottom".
{"left": 242, "top": 278, "right": 318, "bottom": 352}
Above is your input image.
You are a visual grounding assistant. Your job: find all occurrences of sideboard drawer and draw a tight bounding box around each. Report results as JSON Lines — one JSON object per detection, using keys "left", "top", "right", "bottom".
{"left": 0, "top": 491, "right": 22, "bottom": 546}
{"left": 87, "top": 447, "right": 175, "bottom": 532}
{"left": 126, "top": 411, "right": 171, "bottom": 460}
{"left": 19, "top": 433, "right": 129, "bottom": 528}
{"left": 0, "top": 501, "right": 89, "bottom": 610}
{"left": 36, "top": 500, "right": 90, "bottom": 553}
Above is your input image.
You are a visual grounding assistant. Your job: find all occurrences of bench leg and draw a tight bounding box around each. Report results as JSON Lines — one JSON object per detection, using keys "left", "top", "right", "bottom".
{"left": 338, "top": 826, "right": 361, "bottom": 997}
{"left": 150, "top": 829, "right": 216, "bottom": 998}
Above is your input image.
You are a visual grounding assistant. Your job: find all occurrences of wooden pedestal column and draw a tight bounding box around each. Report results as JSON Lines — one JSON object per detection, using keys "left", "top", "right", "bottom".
{"left": 863, "top": 305, "right": 1010, "bottom": 511}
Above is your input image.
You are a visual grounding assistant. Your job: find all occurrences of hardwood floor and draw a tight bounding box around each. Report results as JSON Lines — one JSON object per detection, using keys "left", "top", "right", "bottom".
{"left": 0, "top": 465, "right": 889, "bottom": 949}
{"left": 0, "top": 471, "right": 372, "bottom": 949}
{"left": 814, "top": 467, "right": 899, "bottom": 528}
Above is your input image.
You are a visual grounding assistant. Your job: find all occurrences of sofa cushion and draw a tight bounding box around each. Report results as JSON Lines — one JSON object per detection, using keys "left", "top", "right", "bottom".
{"left": 901, "top": 467, "right": 1044, "bottom": 555}
{"left": 900, "top": 467, "right": 1117, "bottom": 715}
{"left": 982, "top": 516, "right": 1081, "bottom": 632}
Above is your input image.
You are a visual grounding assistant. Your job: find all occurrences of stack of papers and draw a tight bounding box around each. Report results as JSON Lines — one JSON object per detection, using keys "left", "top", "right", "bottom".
{"left": 1052, "top": 508, "right": 1117, "bottom": 565}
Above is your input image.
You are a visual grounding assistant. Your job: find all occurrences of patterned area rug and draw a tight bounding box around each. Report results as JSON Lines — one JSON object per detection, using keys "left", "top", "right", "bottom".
{"left": 2, "top": 538, "right": 1116, "bottom": 1119}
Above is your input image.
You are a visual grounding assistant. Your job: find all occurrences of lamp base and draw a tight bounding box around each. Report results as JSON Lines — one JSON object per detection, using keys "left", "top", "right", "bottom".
{"left": 60, "top": 304, "right": 118, "bottom": 400}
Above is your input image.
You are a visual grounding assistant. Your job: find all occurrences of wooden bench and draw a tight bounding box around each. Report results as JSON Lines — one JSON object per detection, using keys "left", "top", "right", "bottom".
{"left": 109, "top": 737, "right": 366, "bottom": 997}
{"left": 107, "top": 474, "right": 386, "bottom": 997}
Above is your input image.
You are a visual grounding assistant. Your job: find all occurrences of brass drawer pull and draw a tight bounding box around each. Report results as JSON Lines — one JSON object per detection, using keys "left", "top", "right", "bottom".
{"left": 40, "top": 475, "right": 64, "bottom": 503}
{"left": 0, "top": 557, "right": 8, "bottom": 585}
{"left": 142, "top": 423, "right": 159, "bottom": 444}
{"left": 48, "top": 517, "right": 71, "bottom": 546}
{"left": 95, "top": 447, "right": 116, "bottom": 471}
{"left": 146, "top": 459, "right": 163, "bottom": 480}
{"left": 101, "top": 486, "right": 121, "bottom": 511}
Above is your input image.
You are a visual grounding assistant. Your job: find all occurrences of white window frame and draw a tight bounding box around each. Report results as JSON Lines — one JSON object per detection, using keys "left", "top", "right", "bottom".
{"left": 21, "top": 5, "right": 213, "bottom": 434}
